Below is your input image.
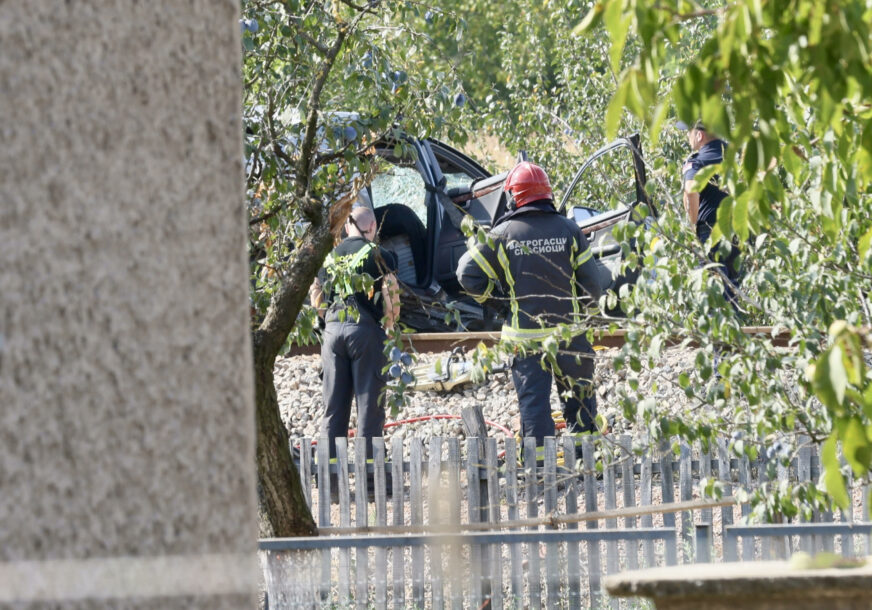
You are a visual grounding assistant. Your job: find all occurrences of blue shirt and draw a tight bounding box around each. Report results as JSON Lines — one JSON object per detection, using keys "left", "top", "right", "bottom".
{"left": 682, "top": 139, "right": 728, "bottom": 238}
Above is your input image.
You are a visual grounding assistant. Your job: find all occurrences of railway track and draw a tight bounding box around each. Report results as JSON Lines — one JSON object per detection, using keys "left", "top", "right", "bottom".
{"left": 288, "top": 326, "right": 792, "bottom": 356}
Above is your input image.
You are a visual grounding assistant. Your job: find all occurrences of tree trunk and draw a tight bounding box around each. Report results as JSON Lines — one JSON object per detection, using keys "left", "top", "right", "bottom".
{"left": 254, "top": 336, "right": 317, "bottom": 538}
{"left": 254, "top": 221, "right": 335, "bottom": 537}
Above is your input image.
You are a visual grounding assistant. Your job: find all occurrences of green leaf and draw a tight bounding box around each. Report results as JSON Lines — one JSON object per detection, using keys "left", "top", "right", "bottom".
{"left": 842, "top": 417, "right": 872, "bottom": 478}
{"left": 822, "top": 434, "right": 850, "bottom": 510}
{"left": 813, "top": 347, "right": 844, "bottom": 411}
{"left": 733, "top": 191, "right": 750, "bottom": 242}
{"left": 605, "top": 79, "right": 628, "bottom": 140}
{"left": 859, "top": 226, "right": 872, "bottom": 263}
{"left": 573, "top": 2, "right": 604, "bottom": 35}
{"left": 827, "top": 346, "right": 848, "bottom": 406}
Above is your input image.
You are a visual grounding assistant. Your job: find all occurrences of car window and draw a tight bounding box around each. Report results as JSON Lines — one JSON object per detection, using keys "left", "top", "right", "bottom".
{"left": 371, "top": 163, "right": 427, "bottom": 225}
{"left": 444, "top": 172, "right": 473, "bottom": 192}
{"left": 561, "top": 144, "right": 638, "bottom": 214}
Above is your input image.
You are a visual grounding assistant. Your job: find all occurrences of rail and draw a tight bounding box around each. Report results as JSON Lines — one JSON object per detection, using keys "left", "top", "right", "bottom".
{"left": 289, "top": 325, "right": 792, "bottom": 355}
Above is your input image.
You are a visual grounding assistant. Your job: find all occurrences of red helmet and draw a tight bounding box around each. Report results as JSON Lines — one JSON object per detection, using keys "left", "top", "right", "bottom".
{"left": 504, "top": 161, "right": 553, "bottom": 208}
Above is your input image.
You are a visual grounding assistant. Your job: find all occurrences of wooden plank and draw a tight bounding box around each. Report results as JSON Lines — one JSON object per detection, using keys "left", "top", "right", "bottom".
{"left": 700, "top": 443, "right": 713, "bottom": 526}
{"left": 603, "top": 443, "right": 619, "bottom": 610}
{"left": 486, "top": 438, "right": 504, "bottom": 610}
{"left": 504, "top": 438, "right": 524, "bottom": 605}
{"left": 717, "top": 438, "right": 736, "bottom": 563}
{"left": 562, "top": 436, "right": 582, "bottom": 609}
{"left": 757, "top": 454, "right": 772, "bottom": 560}
{"left": 524, "top": 437, "right": 542, "bottom": 610}
{"left": 299, "top": 438, "right": 312, "bottom": 508}
{"left": 659, "top": 440, "right": 678, "bottom": 566}
{"left": 390, "top": 436, "right": 405, "bottom": 610}
{"left": 289, "top": 326, "right": 791, "bottom": 356}
{"left": 738, "top": 455, "right": 753, "bottom": 562}
{"left": 410, "top": 438, "right": 425, "bottom": 606}
{"left": 679, "top": 443, "right": 693, "bottom": 563}
{"left": 467, "top": 437, "right": 483, "bottom": 605}
{"left": 543, "top": 438, "right": 560, "bottom": 609}
{"left": 445, "top": 438, "right": 464, "bottom": 610}
{"left": 583, "top": 436, "right": 602, "bottom": 606}
{"left": 620, "top": 435, "right": 639, "bottom": 572}
{"left": 776, "top": 452, "right": 790, "bottom": 559}
{"left": 336, "top": 438, "right": 352, "bottom": 604}
{"left": 354, "top": 438, "right": 369, "bottom": 609}
{"left": 797, "top": 436, "right": 813, "bottom": 554}
{"left": 428, "top": 437, "right": 445, "bottom": 610}
{"left": 865, "top": 482, "right": 871, "bottom": 556}
{"left": 373, "top": 438, "right": 388, "bottom": 609}
{"left": 640, "top": 445, "right": 655, "bottom": 568}
{"left": 839, "top": 449, "right": 853, "bottom": 558}
{"left": 316, "top": 439, "right": 331, "bottom": 604}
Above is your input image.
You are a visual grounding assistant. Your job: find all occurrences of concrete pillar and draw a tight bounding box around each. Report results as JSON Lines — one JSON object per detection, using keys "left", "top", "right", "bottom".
{"left": 0, "top": 1, "right": 256, "bottom": 607}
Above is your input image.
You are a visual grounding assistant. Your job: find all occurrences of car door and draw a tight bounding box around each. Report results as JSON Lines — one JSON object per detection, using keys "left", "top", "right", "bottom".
{"left": 557, "top": 134, "right": 650, "bottom": 300}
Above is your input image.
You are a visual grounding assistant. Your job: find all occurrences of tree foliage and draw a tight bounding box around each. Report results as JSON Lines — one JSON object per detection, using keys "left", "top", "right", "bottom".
{"left": 242, "top": 0, "right": 467, "bottom": 535}
{"left": 572, "top": 0, "right": 872, "bottom": 511}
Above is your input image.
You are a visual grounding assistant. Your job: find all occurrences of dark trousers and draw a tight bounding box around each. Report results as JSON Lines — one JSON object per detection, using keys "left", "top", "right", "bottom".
{"left": 321, "top": 319, "right": 387, "bottom": 459}
{"left": 697, "top": 224, "right": 743, "bottom": 308}
{"left": 510, "top": 333, "right": 597, "bottom": 444}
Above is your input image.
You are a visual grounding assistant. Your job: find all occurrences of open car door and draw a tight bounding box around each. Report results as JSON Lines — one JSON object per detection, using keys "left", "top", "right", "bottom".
{"left": 557, "top": 134, "right": 651, "bottom": 307}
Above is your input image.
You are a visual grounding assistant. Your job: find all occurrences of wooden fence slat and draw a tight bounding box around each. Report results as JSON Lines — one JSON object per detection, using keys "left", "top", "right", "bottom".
{"left": 620, "top": 435, "right": 639, "bottom": 573}
{"left": 757, "top": 454, "right": 772, "bottom": 560}
{"left": 563, "top": 436, "right": 582, "bottom": 609}
{"left": 486, "top": 438, "right": 504, "bottom": 610}
{"left": 410, "top": 438, "right": 425, "bottom": 606}
{"left": 354, "top": 437, "right": 369, "bottom": 609}
{"left": 839, "top": 449, "right": 853, "bottom": 558}
{"left": 640, "top": 444, "right": 655, "bottom": 568}
{"left": 776, "top": 453, "right": 790, "bottom": 559}
{"left": 428, "top": 437, "right": 445, "bottom": 610}
{"left": 700, "top": 443, "right": 713, "bottom": 526}
{"left": 797, "top": 436, "right": 813, "bottom": 554}
{"left": 717, "top": 438, "right": 736, "bottom": 563}
{"left": 659, "top": 440, "right": 678, "bottom": 567}
{"left": 524, "top": 437, "right": 542, "bottom": 610}
{"left": 390, "top": 436, "right": 405, "bottom": 610}
{"left": 467, "top": 437, "right": 483, "bottom": 605}
{"left": 504, "top": 438, "right": 524, "bottom": 605}
{"left": 445, "top": 438, "right": 464, "bottom": 610}
{"left": 299, "top": 438, "right": 312, "bottom": 509}
{"left": 583, "top": 436, "right": 602, "bottom": 606}
{"left": 603, "top": 442, "right": 620, "bottom": 610}
{"left": 679, "top": 443, "right": 693, "bottom": 563}
{"left": 373, "top": 438, "right": 388, "bottom": 609}
{"left": 316, "top": 439, "right": 332, "bottom": 604}
{"left": 544, "top": 438, "right": 561, "bottom": 609}
{"left": 334, "top": 438, "right": 352, "bottom": 603}
{"left": 738, "top": 455, "right": 753, "bottom": 562}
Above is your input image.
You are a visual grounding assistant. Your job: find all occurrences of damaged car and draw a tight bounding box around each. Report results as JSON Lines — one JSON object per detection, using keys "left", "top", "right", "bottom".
{"left": 360, "top": 133, "right": 653, "bottom": 331}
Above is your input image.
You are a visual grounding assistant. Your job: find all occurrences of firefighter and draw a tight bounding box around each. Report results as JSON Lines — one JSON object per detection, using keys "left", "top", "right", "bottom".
{"left": 456, "top": 162, "right": 603, "bottom": 445}
{"left": 309, "top": 207, "right": 400, "bottom": 460}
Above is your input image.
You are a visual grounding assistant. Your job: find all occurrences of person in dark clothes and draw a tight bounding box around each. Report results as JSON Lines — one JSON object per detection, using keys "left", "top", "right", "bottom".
{"left": 678, "top": 120, "right": 742, "bottom": 306}
{"left": 309, "top": 207, "right": 400, "bottom": 460}
{"left": 456, "top": 162, "right": 603, "bottom": 447}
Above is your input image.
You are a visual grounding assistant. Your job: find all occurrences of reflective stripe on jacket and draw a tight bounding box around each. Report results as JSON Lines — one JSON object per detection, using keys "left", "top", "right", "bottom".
{"left": 456, "top": 201, "right": 602, "bottom": 341}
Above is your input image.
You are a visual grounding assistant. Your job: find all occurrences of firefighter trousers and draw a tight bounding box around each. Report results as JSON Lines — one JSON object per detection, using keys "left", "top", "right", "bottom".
{"left": 510, "top": 333, "right": 597, "bottom": 445}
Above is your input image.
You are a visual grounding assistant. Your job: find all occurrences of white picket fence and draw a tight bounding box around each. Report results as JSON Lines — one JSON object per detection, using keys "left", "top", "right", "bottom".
{"left": 259, "top": 434, "right": 872, "bottom": 609}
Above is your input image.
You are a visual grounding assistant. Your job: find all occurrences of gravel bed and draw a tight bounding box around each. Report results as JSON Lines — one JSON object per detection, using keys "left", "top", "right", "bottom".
{"left": 275, "top": 346, "right": 700, "bottom": 444}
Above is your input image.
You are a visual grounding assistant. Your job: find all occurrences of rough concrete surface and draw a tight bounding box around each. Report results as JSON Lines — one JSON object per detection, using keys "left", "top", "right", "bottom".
{"left": 605, "top": 559, "right": 872, "bottom": 609}
{"left": 0, "top": 1, "right": 256, "bottom": 607}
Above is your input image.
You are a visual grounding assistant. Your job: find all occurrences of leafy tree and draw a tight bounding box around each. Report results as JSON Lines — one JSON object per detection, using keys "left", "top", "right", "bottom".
{"left": 571, "top": 0, "right": 872, "bottom": 512}
{"left": 242, "top": 0, "right": 465, "bottom": 536}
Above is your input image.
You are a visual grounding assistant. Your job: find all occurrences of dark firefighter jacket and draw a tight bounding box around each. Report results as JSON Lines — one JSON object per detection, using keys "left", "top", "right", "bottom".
{"left": 456, "top": 200, "right": 603, "bottom": 342}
